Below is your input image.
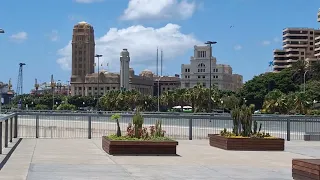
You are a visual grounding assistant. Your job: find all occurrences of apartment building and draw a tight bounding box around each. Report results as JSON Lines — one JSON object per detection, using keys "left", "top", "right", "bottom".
{"left": 181, "top": 45, "right": 243, "bottom": 91}
{"left": 273, "top": 9, "right": 320, "bottom": 71}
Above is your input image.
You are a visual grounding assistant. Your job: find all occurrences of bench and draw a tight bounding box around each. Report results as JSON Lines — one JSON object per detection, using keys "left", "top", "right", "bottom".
{"left": 292, "top": 159, "right": 320, "bottom": 180}
{"left": 304, "top": 132, "right": 320, "bottom": 141}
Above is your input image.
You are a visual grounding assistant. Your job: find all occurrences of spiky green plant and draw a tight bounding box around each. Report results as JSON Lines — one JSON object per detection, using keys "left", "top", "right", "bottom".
{"left": 155, "top": 120, "right": 163, "bottom": 137}
{"left": 132, "top": 110, "right": 144, "bottom": 138}
{"left": 111, "top": 113, "right": 121, "bottom": 137}
{"left": 231, "top": 107, "right": 241, "bottom": 135}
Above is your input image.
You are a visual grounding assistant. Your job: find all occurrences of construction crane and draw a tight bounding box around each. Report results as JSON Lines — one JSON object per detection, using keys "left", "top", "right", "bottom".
{"left": 16, "top": 63, "right": 26, "bottom": 95}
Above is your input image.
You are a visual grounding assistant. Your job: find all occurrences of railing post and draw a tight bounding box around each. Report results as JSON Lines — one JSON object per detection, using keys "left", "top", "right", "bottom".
{"left": 14, "top": 115, "right": 18, "bottom": 138}
{"left": 36, "top": 115, "right": 39, "bottom": 138}
{"left": 0, "top": 122, "right": 2, "bottom": 154}
{"left": 188, "top": 118, "right": 193, "bottom": 140}
{"left": 10, "top": 117, "right": 13, "bottom": 142}
{"left": 286, "top": 118, "right": 291, "bottom": 141}
{"left": 88, "top": 115, "right": 92, "bottom": 139}
{"left": 5, "top": 119, "right": 8, "bottom": 148}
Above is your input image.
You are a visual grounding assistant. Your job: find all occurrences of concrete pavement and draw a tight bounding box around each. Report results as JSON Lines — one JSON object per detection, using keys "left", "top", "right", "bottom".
{"left": 0, "top": 139, "right": 319, "bottom": 179}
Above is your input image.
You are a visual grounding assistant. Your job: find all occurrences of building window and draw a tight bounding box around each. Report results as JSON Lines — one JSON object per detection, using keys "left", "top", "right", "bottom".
{"left": 198, "top": 76, "right": 201, "bottom": 79}
{"left": 198, "top": 63, "right": 205, "bottom": 67}
{"left": 310, "top": 42, "right": 313, "bottom": 45}
{"left": 203, "top": 83, "right": 206, "bottom": 87}
{"left": 301, "top": 52, "right": 304, "bottom": 55}
{"left": 202, "top": 76, "right": 205, "bottom": 78}
{"left": 310, "top": 47, "right": 314, "bottom": 51}
{"left": 95, "top": 87, "right": 97, "bottom": 90}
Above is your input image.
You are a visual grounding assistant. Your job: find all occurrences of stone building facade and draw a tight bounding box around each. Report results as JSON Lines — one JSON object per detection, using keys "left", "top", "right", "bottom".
{"left": 70, "top": 22, "right": 154, "bottom": 96}
{"left": 181, "top": 45, "right": 243, "bottom": 91}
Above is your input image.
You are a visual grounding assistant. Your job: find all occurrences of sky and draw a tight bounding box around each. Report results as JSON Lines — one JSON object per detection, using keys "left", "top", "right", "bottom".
{"left": 0, "top": 0, "right": 319, "bottom": 93}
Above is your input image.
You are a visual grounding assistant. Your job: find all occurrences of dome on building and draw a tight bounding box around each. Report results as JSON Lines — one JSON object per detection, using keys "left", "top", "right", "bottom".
{"left": 140, "top": 69, "right": 154, "bottom": 77}
{"left": 74, "top": 21, "right": 92, "bottom": 28}
{"left": 120, "top": 49, "right": 130, "bottom": 57}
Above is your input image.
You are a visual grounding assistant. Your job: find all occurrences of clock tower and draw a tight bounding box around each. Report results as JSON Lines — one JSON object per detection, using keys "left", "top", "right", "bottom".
{"left": 71, "top": 21, "right": 95, "bottom": 81}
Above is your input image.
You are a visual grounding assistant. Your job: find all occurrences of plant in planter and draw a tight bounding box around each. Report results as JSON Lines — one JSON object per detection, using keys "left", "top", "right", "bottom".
{"left": 223, "top": 105, "right": 271, "bottom": 138}
{"left": 208, "top": 105, "right": 285, "bottom": 151}
{"left": 102, "top": 110, "right": 178, "bottom": 155}
{"left": 111, "top": 113, "right": 121, "bottom": 137}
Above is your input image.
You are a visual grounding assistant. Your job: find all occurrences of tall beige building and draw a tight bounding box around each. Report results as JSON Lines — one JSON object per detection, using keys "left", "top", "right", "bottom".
{"left": 181, "top": 45, "right": 243, "bottom": 91}
{"left": 273, "top": 9, "right": 320, "bottom": 72}
{"left": 71, "top": 21, "right": 95, "bottom": 83}
{"left": 313, "top": 9, "right": 320, "bottom": 61}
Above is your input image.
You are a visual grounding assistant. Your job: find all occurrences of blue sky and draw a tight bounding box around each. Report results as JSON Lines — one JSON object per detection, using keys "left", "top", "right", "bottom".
{"left": 0, "top": 0, "right": 319, "bottom": 93}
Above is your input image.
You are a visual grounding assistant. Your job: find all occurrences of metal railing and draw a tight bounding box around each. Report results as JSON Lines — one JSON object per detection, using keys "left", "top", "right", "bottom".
{"left": 14, "top": 112, "right": 320, "bottom": 141}
{"left": 0, "top": 114, "right": 18, "bottom": 154}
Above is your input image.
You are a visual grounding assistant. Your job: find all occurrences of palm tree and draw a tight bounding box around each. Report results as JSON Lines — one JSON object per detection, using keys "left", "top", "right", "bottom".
{"left": 291, "top": 60, "right": 309, "bottom": 84}
{"left": 310, "top": 61, "right": 320, "bottom": 80}
{"left": 292, "top": 92, "right": 311, "bottom": 114}
{"left": 263, "top": 89, "right": 288, "bottom": 114}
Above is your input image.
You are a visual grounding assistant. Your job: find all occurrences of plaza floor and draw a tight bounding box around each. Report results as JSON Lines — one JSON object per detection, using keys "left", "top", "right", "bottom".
{"left": 0, "top": 138, "right": 319, "bottom": 180}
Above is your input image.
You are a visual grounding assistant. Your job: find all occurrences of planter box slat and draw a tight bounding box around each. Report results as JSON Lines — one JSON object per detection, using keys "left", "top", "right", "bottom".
{"left": 292, "top": 159, "right": 320, "bottom": 180}
{"left": 102, "top": 136, "right": 178, "bottom": 155}
{"left": 208, "top": 134, "right": 284, "bottom": 151}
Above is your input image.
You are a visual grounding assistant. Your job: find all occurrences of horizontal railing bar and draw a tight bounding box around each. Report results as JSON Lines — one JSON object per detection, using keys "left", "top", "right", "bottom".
{"left": 0, "top": 114, "right": 17, "bottom": 121}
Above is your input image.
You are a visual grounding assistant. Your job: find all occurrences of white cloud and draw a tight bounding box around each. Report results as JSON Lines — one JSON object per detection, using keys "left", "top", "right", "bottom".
{"left": 57, "top": 23, "right": 200, "bottom": 71}
{"left": 47, "top": 30, "right": 59, "bottom": 42}
{"left": 234, "top": 45, "right": 242, "bottom": 50}
{"left": 10, "top": 32, "right": 28, "bottom": 43}
{"left": 121, "top": 0, "right": 197, "bottom": 21}
{"left": 262, "top": 40, "right": 271, "bottom": 45}
{"left": 68, "top": 14, "right": 87, "bottom": 22}
{"left": 73, "top": 0, "right": 103, "bottom": 3}
{"left": 273, "top": 37, "right": 280, "bottom": 42}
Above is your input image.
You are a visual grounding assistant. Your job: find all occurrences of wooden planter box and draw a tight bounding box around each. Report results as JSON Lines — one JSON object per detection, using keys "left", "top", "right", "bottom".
{"left": 208, "top": 134, "right": 285, "bottom": 151}
{"left": 102, "top": 136, "right": 178, "bottom": 155}
{"left": 292, "top": 159, "right": 320, "bottom": 180}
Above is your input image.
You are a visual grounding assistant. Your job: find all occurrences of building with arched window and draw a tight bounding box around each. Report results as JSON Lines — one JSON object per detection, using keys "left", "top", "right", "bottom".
{"left": 181, "top": 45, "right": 243, "bottom": 91}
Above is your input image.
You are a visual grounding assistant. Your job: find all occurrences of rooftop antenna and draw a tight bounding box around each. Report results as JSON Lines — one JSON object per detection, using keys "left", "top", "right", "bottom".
{"left": 156, "top": 47, "right": 159, "bottom": 76}
{"left": 161, "top": 49, "right": 163, "bottom": 76}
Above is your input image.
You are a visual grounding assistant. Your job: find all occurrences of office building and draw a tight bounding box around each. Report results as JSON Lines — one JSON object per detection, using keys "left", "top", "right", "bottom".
{"left": 180, "top": 45, "right": 243, "bottom": 91}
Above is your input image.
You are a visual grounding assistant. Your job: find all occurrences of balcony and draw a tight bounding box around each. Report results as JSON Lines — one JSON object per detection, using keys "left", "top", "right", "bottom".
{"left": 283, "top": 43, "right": 308, "bottom": 48}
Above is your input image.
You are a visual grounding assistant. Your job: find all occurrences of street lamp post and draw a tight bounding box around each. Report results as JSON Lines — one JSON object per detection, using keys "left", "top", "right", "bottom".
{"left": 66, "top": 81, "right": 70, "bottom": 96}
{"left": 0, "top": 29, "right": 4, "bottom": 113}
{"left": 0, "top": 84, "right": 4, "bottom": 114}
{"left": 304, "top": 70, "right": 309, "bottom": 93}
{"left": 204, "top": 41, "right": 217, "bottom": 113}
{"left": 157, "top": 76, "right": 163, "bottom": 112}
{"left": 95, "top": 54, "right": 103, "bottom": 110}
